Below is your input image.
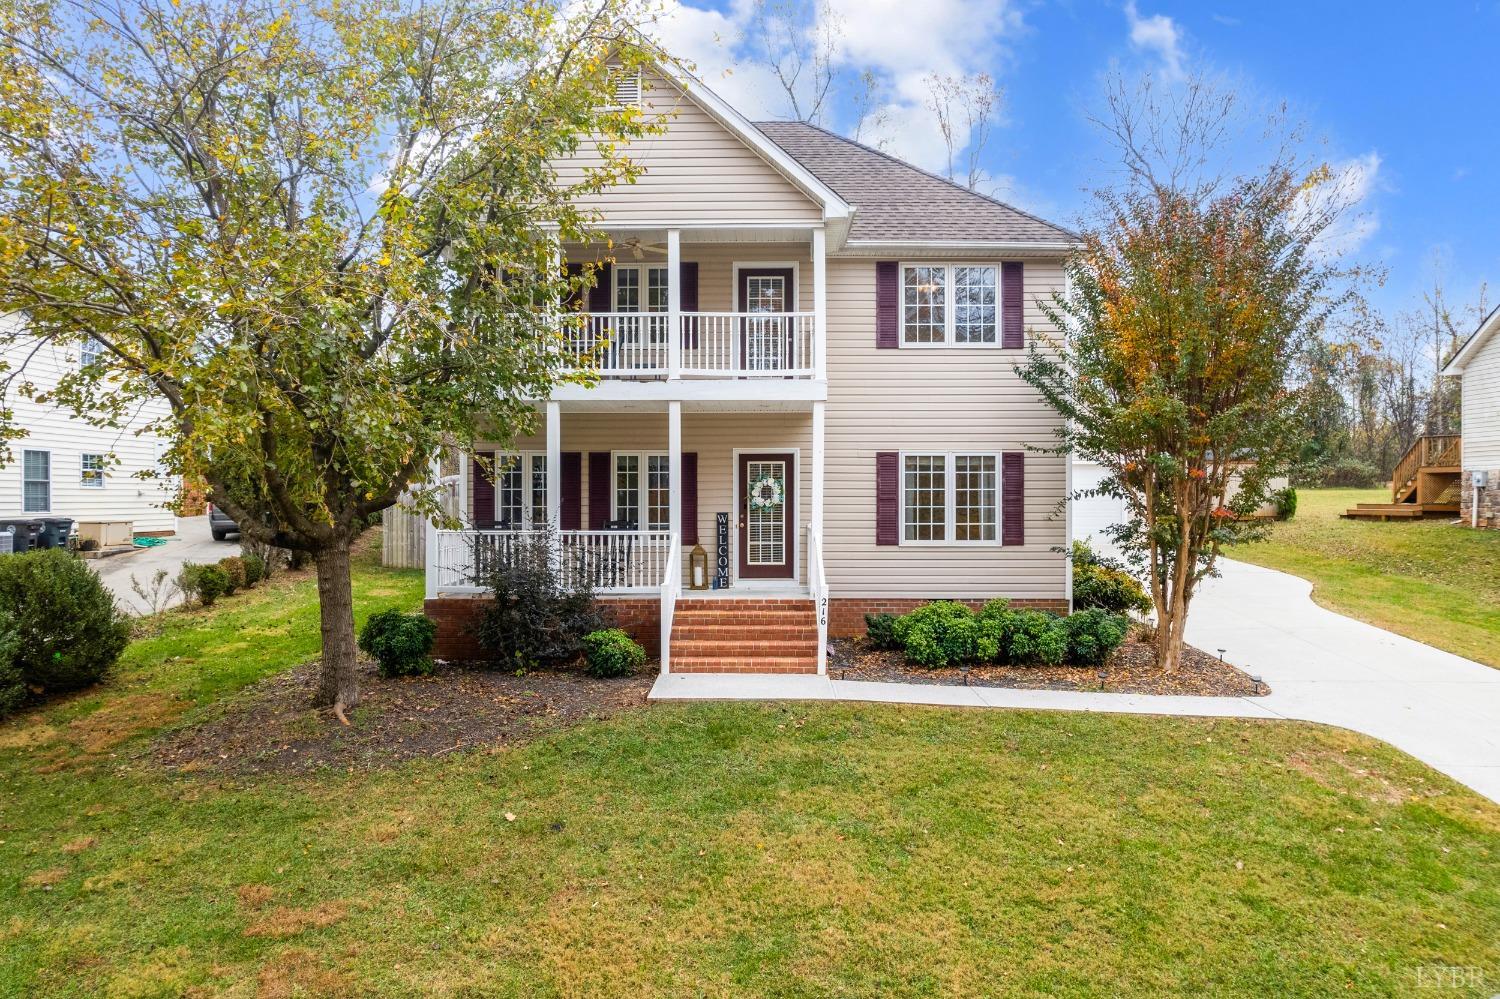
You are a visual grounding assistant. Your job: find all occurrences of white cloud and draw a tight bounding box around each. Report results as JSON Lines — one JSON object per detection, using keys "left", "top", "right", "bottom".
{"left": 1124, "top": 1, "right": 1186, "bottom": 80}
{"left": 1297, "top": 151, "right": 1384, "bottom": 261}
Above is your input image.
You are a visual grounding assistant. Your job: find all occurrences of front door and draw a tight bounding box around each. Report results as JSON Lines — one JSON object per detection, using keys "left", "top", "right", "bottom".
{"left": 737, "top": 268, "right": 795, "bottom": 372}
{"left": 738, "top": 453, "right": 794, "bottom": 579}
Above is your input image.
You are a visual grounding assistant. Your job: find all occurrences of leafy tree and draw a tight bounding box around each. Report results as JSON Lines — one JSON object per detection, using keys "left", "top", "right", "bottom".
{"left": 0, "top": 0, "right": 654, "bottom": 711}
{"left": 1022, "top": 76, "right": 1351, "bottom": 673}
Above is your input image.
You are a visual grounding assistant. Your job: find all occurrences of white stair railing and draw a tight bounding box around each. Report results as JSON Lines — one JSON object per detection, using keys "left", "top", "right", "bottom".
{"left": 659, "top": 532, "right": 681, "bottom": 673}
{"left": 807, "top": 524, "right": 829, "bottom": 674}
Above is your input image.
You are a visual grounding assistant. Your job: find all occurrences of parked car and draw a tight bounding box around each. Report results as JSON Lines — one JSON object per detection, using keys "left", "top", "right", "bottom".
{"left": 207, "top": 503, "right": 239, "bottom": 541}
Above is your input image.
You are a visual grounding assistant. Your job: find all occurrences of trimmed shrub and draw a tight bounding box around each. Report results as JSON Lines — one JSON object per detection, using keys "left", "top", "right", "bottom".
{"left": 176, "top": 562, "right": 205, "bottom": 604}
{"left": 473, "top": 531, "right": 610, "bottom": 669}
{"left": 0, "top": 608, "right": 24, "bottom": 717}
{"left": 217, "top": 556, "right": 246, "bottom": 595}
{"left": 0, "top": 548, "right": 129, "bottom": 695}
{"left": 1071, "top": 541, "right": 1152, "bottom": 616}
{"left": 241, "top": 552, "right": 265, "bottom": 587}
{"left": 195, "top": 564, "right": 229, "bottom": 606}
{"left": 1001, "top": 610, "right": 1068, "bottom": 666}
{"left": 359, "top": 609, "right": 436, "bottom": 678}
{"left": 582, "top": 629, "right": 646, "bottom": 678}
{"left": 975, "top": 599, "right": 1013, "bottom": 663}
{"left": 898, "top": 601, "right": 979, "bottom": 669}
{"left": 863, "top": 612, "right": 901, "bottom": 650}
{"left": 1061, "top": 609, "right": 1130, "bottom": 667}
{"left": 1272, "top": 486, "right": 1298, "bottom": 520}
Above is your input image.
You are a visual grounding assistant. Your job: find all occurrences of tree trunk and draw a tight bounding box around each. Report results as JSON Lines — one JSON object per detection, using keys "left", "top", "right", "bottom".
{"left": 1155, "top": 599, "right": 1185, "bottom": 674}
{"left": 313, "top": 540, "right": 360, "bottom": 712}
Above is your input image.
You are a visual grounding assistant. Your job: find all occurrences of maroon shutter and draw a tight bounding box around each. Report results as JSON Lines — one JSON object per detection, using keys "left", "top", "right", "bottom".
{"left": 680, "top": 452, "right": 698, "bottom": 545}
{"left": 588, "top": 451, "right": 611, "bottom": 529}
{"left": 875, "top": 451, "right": 899, "bottom": 545}
{"left": 1001, "top": 452, "right": 1024, "bottom": 545}
{"left": 471, "top": 451, "right": 495, "bottom": 526}
{"left": 875, "top": 261, "right": 899, "bottom": 348}
{"left": 564, "top": 262, "right": 586, "bottom": 312}
{"left": 1001, "top": 262, "right": 1024, "bottom": 349}
{"left": 587, "top": 262, "right": 613, "bottom": 314}
{"left": 560, "top": 451, "right": 582, "bottom": 530}
{"left": 679, "top": 261, "right": 699, "bottom": 348}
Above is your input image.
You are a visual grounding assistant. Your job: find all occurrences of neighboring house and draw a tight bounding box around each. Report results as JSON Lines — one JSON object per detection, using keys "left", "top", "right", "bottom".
{"left": 1441, "top": 302, "right": 1500, "bottom": 529}
{"left": 422, "top": 61, "right": 1078, "bottom": 674}
{"left": 0, "top": 317, "right": 178, "bottom": 538}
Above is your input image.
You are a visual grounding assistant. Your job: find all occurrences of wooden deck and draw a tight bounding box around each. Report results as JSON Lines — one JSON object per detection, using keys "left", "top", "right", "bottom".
{"left": 1342, "top": 434, "right": 1462, "bottom": 521}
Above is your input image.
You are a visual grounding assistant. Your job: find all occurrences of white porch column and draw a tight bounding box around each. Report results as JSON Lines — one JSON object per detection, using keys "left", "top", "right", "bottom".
{"left": 668, "top": 401, "right": 682, "bottom": 539}
{"left": 667, "top": 228, "right": 682, "bottom": 379}
{"left": 545, "top": 402, "right": 561, "bottom": 529}
{"left": 812, "top": 401, "right": 825, "bottom": 536}
{"left": 424, "top": 452, "right": 441, "bottom": 600}
{"left": 812, "top": 227, "right": 827, "bottom": 381}
{"left": 457, "top": 449, "right": 470, "bottom": 528}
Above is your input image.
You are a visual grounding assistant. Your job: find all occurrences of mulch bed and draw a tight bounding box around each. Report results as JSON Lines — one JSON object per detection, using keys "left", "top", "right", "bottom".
{"left": 829, "top": 631, "right": 1266, "bottom": 697}
{"left": 155, "top": 659, "right": 654, "bottom": 777}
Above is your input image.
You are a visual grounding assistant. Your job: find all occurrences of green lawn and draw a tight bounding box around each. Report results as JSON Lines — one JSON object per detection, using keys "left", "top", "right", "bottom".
{"left": 1, "top": 543, "right": 1498, "bottom": 997}
{"left": 1229, "top": 488, "right": 1500, "bottom": 668}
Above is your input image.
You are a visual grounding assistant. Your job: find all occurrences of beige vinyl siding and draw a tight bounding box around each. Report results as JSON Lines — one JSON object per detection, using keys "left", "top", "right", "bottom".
{"left": 822, "top": 255, "right": 1068, "bottom": 600}
{"left": 476, "top": 410, "right": 812, "bottom": 584}
{"left": 554, "top": 70, "right": 822, "bottom": 226}
{"left": 1461, "top": 334, "right": 1500, "bottom": 469}
{"left": 0, "top": 334, "right": 177, "bottom": 534}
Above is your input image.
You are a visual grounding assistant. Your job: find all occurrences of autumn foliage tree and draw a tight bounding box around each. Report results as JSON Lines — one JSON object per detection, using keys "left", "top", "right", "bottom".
{"left": 1022, "top": 78, "right": 1351, "bottom": 673}
{"left": 0, "top": 0, "right": 654, "bottom": 711}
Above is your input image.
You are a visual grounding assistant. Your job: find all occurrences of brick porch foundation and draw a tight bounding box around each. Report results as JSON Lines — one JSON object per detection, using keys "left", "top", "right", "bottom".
{"left": 1460, "top": 473, "right": 1500, "bottom": 529}
{"left": 828, "top": 597, "right": 1069, "bottom": 638}
{"left": 424, "top": 595, "right": 661, "bottom": 662}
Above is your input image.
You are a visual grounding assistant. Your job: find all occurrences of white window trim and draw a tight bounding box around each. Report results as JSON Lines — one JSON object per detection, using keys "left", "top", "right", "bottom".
{"left": 79, "top": 337, "right": 103, "bottom": 368}
{"left": 897, "top": 450, "right": 1002, "bottom": 546}
{"left": 487, "top": 451, "right": 549, "bottom": 528}
{"left": 610, "top": 450, "right": 671, "bottom": 533}
{"left": 897, "top": 262, "right": 1002, "bottom": 349}
{"left": 612, "top": 263, "right": 670, "bottom": 313}
{"left": 80, "top": 452, "right": 107, "bottom": 489}
{"left": 22, "top": 448, "right": 52, "bottom": 514}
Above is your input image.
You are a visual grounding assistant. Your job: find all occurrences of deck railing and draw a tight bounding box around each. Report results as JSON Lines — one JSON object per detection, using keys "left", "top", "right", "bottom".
{"left": 1391, "top": 433, "right": 1462, "bottom": 500}
{"left": 432, "top": 529, "right": 676, "bottom": 594}
{"left": 560, "top": 311, "right": 816, "bottom": 379}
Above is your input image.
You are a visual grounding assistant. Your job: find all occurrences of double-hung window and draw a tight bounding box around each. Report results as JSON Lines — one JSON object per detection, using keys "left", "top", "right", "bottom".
{"left": 492, "top": 453, "right": 548, "bottom": 528}
{"left": 901, "top": 264, "right": 999, "bottom": 346}
{"left": 612, "top": 452, "right": 670, "bottom": 531}
{"left": 81, "top": 453, "right": 106, "bottom": 489}
{"left": 22, "top": 450, "right": 50, "bottom": 513}
{"left": 901, "top": 452, "right": 999, "bottom": 544}
{"left": 79, "top": 338, "right": 103, "bottom": 368}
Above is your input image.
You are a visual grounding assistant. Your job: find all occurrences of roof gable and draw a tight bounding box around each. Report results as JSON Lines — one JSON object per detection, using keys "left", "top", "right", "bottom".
{"left": 1443, "top": 302, "right": 1500, "bottom": 376}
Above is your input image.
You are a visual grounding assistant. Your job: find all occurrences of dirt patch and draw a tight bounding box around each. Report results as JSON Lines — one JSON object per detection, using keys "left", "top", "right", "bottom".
{"left": 243, "top": 902, "right": 348, "bottom": 939}
{"left": 156, "top": 659, "right": 653, "bottom": 777}
{"left": 830, "top": 632, "right": 1265, "bottom": 697}
{"left": 253, "top": 947, "right": 350, "bottom": 998}
{"left": 59, "top": 836, "right": 96, "bottom": 854}
{"left": 236, "top": 884, "right": 275, "bottom": 910}
{"left": 24, "top": 868, "right": 67, "bottom": 888}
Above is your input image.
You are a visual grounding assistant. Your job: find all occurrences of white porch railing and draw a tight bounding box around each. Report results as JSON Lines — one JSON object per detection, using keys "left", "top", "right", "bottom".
{"left": 659, "top": 531, "right": 681, "bottom": 673}
{"left": 559, "top": 311, "right": 816, "bottom": 379}
{"left": 807, "top": 524, "right": 829, "bottom": 674}
{"left": 432, "top": 529, "right": 676, "bottom": 594}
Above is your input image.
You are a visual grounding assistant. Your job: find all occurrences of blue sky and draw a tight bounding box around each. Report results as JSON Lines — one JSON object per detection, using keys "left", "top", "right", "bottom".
{"left": 653, "top": 0, "right": 1500, "bottom": 322}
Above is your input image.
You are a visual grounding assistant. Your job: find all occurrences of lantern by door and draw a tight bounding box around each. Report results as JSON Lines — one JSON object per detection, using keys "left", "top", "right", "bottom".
{"left": 689, "top": 544, "right": 710, "bottom": 590}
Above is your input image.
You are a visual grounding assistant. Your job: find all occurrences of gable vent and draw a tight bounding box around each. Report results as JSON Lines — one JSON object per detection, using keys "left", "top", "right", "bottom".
{"left": 609, "top": 69, "right": 641, "bottom": 108}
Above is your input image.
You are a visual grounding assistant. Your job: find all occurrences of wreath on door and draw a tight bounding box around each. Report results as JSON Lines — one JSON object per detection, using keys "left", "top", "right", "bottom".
{"left": 747, "top": 475, "right": 784, "bottom": 510}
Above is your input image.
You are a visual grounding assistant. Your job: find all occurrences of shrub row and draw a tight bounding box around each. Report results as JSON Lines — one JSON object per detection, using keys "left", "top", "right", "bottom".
{"left": 865, "top": 599, "right": 1129, "bottom": 670}
{"left": 178, "top": 550, "right": 278, "bottom": 607}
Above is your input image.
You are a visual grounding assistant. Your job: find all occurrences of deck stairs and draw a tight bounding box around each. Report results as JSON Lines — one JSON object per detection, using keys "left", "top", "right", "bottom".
{"left": 1342, "top": 434, "right": 1462, "bottom": 521}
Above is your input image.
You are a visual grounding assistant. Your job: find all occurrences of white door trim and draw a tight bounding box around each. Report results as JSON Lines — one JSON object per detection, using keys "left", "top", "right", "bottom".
{"left": 731, "top": 446, "right": 802, "bottom": 587}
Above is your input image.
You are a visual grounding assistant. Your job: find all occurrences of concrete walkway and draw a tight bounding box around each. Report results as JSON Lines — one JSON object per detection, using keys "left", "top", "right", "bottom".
{"left": 651, "top": 559, "right": 1500, "bottom": 804}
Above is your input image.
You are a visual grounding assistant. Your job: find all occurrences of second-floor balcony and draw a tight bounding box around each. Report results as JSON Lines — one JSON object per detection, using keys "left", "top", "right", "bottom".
{"left": 560, "top": 311, "right": 817, "bottom": 379}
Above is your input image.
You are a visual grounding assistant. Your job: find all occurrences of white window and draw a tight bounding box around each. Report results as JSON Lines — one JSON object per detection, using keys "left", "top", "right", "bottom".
{"left": 901, "top": 452, "right": 1000, "bottom": 544}
{"left": 613, "top": 265, "right": 669, "bottom": 313}
{"left": 22, "top": 450, "right": 50, "bottom": 513}
{"left": 901, "top": 264, "right": 1000, "bottom": 346}
{"left": 491, "top": 453, "right": 547, "bottom": 528}
{"left": 613, "top": 452, "right": 670, "bottom": 531}
{"left": 81, "top": 453, "right": 106, "bottom": 489}
{"left": 79, "top": 338, "right": 103, "bottom": 368}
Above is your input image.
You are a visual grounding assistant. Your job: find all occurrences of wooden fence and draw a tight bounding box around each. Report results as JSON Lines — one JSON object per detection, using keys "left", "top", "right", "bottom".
{"left": 381, "top": 476, "right": 460, "bottom": 569}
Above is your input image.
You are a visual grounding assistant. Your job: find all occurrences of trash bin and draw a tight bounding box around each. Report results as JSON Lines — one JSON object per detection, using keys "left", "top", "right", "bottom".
{"left": 36, "top": 517, "right": 74, "bottom": 550}
{"left": 0, "top": 529, "right": 12, "bottom": 556}
{"left": 0, "top": 518, "right": 43, "bottom": 551}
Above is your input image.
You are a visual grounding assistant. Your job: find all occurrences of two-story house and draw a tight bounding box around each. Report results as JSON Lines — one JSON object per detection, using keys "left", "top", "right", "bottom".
{"left": 422, "top": 61, "right": 1077, "bottom": 674}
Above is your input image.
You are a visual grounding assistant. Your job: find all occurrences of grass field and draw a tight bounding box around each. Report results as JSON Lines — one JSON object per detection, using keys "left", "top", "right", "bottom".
{"left": 1229, "top": 488, "right": 1500, "bottom": 669}
{"left": 1, "top": 541, "right": 1498, "bottom": 996}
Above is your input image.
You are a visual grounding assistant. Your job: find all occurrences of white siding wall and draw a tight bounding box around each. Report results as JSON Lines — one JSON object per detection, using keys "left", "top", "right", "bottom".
{"left": 0, "top": 336, "right": 177, "bottom": 534}
{"left": 554, "top": 70, "right": 822, "bottom": 226}
{"left": 1461, "top": 333, "right": 1500, "bottom": 470}
{"left": 822, "top": 256, "right": 1068, "bottom": 600}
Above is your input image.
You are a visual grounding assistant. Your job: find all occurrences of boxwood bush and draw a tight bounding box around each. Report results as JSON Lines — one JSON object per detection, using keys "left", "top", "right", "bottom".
{"left": 1061, "top": 608, "right": 1130, "bottom": 666}
{"left": 1071, "top": 541, "right": 1152, "bottom": 616}
{"left": 581, "top": 628, "right": 646, "bottom": 678}
{"left": 863, "top": 612, "right": 901, "bottom": 650}
{"left": 359, "top": 609, "right": 436, "bottom": 678}
{"left": 217, "top": 555, "right": 246, "bottom": 595}
{"left": 194, "top": 564, "right": 230, "bottom": 606}
{"left": 895, "top": 601, "right": 981, "bottom": 669}
{"left": 0, "top": 548, "right": 129, "bottom": 697}
{"left": 1001, "top": 609, "right": 1069, "bottom": 666}
{"left": 241, "top": 552, "right": 265, "bottom": 587}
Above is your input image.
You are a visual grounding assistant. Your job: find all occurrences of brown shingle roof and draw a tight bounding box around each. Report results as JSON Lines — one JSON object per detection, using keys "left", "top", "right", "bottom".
{"left": 753, "top": 120, "right": 1076, "bottom": 245}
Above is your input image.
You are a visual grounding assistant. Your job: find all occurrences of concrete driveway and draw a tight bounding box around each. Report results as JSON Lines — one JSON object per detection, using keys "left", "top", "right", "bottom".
{"left": 94, "top": 515, "right": 240, "bottom": 615}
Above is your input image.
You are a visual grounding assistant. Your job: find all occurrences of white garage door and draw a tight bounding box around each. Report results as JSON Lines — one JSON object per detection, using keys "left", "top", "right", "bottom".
{"left": 1072, "top": 460, "right": 1128, "bottom": 554}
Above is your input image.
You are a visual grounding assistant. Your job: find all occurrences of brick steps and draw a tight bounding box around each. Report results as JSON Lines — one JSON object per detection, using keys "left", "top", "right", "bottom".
{"left": 669, "top": 598, "right": 819, "bottom": 674}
